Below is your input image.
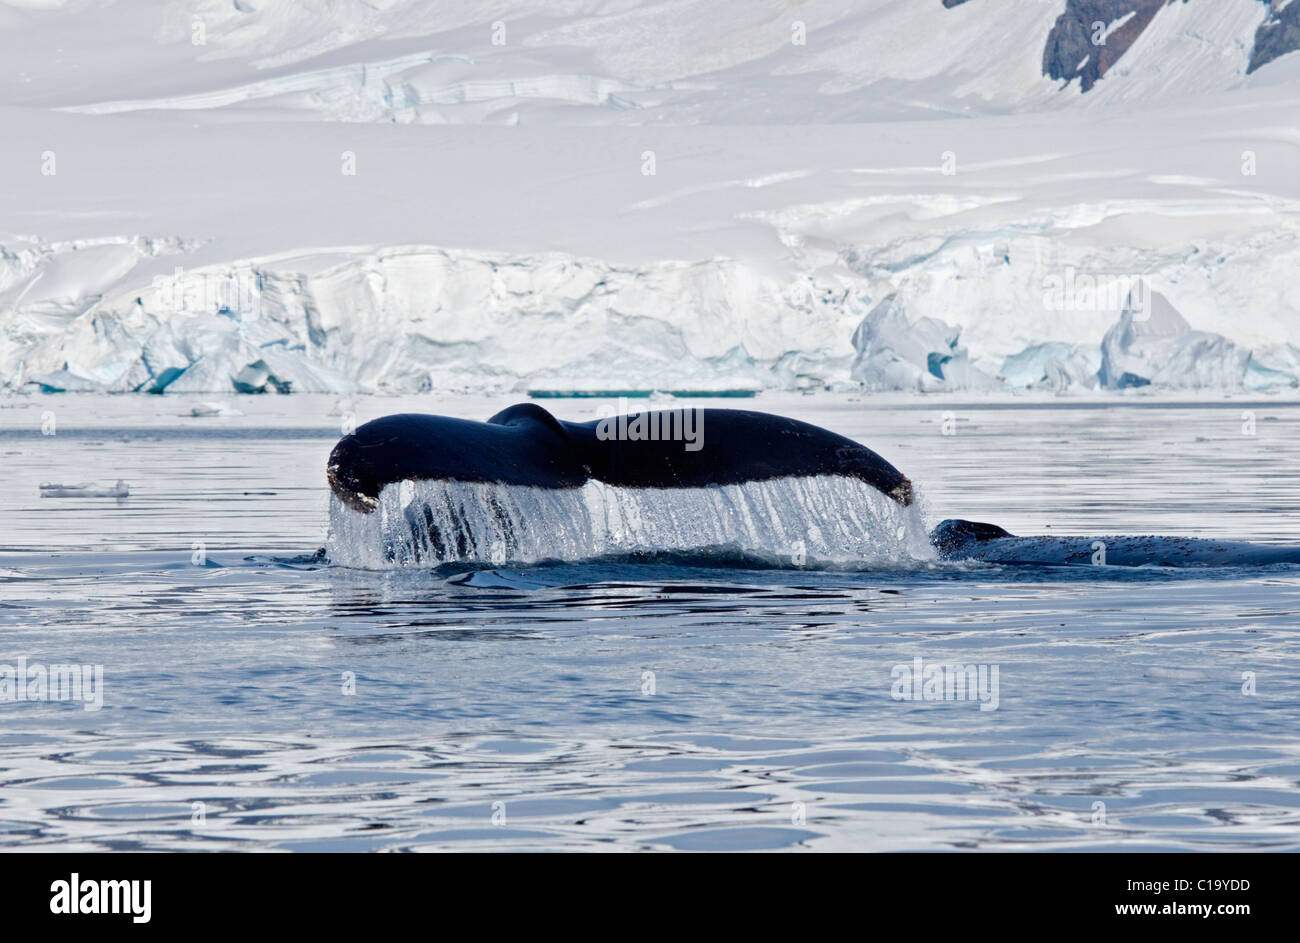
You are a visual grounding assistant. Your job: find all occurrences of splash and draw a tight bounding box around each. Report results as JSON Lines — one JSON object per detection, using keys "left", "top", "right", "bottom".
{"left": 326, "top": 475, "right": 933, "bottom": 569}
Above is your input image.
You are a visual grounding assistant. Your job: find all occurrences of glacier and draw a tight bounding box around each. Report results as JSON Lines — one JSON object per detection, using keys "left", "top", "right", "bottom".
{"left": 7, "top": 224, "right": 1300, "bottom": 396}
{"left": 1099, "top": 287, "right": 1249, "bottom": 390}
{"left": 3, "top": 0, "right": 1300, "bottom": 397}
{"left": 10, "top": 227, "right": 1300, "bottom": 398}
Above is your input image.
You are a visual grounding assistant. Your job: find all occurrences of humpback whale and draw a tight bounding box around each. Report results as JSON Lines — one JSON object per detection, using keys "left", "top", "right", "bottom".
{"left": 929, "top": 518, "right": 1300, "bottom": 568}
{"left": 327, "top": 404, "right": 1299, "bottom": 569}
{"left": 327, "top": 403, "right": 914, "bottom": 512}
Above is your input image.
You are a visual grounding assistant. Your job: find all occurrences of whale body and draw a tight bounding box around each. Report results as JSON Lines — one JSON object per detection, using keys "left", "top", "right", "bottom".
{"left": 930, "top": 518, "right": 1300, "bottom": 568}
{"left": 327, "top": 403, "right": 914, "bottom": 512}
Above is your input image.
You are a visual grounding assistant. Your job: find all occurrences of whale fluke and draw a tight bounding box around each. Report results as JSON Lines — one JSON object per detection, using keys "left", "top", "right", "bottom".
{"left": 327, "top": 404, "right": 914, "bottom": 513}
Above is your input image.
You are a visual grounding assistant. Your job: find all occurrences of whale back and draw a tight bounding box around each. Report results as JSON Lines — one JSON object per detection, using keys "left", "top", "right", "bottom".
{"left": 930, "top": 519, "right": 1300, "bottom": 568}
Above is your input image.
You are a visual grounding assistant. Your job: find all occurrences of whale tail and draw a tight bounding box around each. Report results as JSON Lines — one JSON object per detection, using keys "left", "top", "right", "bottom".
{"left": 326, "top": 434, "right": 380, "bottom": 513}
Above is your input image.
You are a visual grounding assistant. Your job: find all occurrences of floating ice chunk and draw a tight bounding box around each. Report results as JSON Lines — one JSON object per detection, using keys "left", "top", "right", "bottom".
{"left": 40, "top": 479, "right": 130, "bottom": 498}
{"left": 1098, "top": 286, "right": 1248, "bottom": 390}
{"left": 189, "top": 402, "right": 245, "bottom": 417}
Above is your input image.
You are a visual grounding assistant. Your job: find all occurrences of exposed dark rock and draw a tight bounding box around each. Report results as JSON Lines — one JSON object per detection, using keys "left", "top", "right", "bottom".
{"left": 947, "top": 1, "right": 1294, "bottom": 94}
{"left": 1249, "top": 0, "right": 1300, "bottom": 73}
{"left": 1042, "top": 0, "right": 1179, "bottom": 91}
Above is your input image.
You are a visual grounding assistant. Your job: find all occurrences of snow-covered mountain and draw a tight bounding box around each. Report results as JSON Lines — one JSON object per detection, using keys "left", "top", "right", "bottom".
{"left": 2, "top": 0, "right": 1299, "bottom": 394}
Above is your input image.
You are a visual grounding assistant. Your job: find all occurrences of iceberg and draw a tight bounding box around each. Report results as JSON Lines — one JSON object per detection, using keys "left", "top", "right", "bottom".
{"left": 850, "top": 294, "right": 999, "bottom": 392}
{"left": 1001, "top": 343, "right": 1100, "bottom": 392}
{"left": 1244, "top": 344, "right": 1300, "bottom": 391}
{"left": 1098, "top": 287, "right": 1249, "bottom": 391}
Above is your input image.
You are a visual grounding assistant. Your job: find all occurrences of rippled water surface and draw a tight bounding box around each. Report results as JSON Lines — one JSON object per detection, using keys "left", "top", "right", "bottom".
{"left": 2, "top": 392, "right": 1299, "bottom": 851}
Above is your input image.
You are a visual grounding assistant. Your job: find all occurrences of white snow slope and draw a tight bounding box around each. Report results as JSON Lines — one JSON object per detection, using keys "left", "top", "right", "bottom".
{"left": 2, "top": 0, "right": 1299, "bottom": 395}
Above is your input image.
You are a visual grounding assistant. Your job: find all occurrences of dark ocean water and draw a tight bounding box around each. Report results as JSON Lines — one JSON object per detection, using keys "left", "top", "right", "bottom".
{"left": 1, "top": 393, "right": 1298, "bottom": 850}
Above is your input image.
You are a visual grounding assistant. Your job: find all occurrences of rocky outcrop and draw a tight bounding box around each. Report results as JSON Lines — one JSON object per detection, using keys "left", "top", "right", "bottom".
{"left": 1042, "top": 0, "right": 1175, "bottom": 92}
{"left": 946, "top": 0, "right": 1300, "bottom": 94}
{"left": 1249, "top": 0, "right": 1300, "bottom": 73}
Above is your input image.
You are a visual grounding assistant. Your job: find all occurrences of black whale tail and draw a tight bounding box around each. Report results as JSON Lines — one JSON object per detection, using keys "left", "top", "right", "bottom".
{"left": 327, "top": 434, "right": 380, "bottom": 512}
{"left": 327, "top": 403, "right": 914, "bottom": 511}
{"left": 325, "top": 404, "right": 923, "bottom": 567}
